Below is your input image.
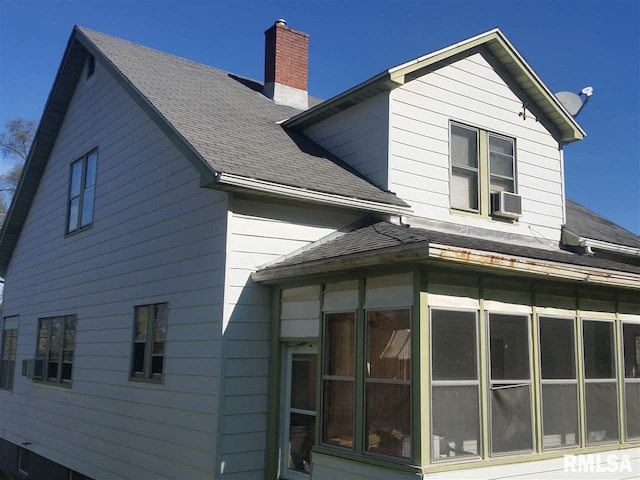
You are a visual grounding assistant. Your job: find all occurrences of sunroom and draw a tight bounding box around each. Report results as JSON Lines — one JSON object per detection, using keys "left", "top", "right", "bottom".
{"left": 254, "top": 222, "right": 640, "bottom": 480}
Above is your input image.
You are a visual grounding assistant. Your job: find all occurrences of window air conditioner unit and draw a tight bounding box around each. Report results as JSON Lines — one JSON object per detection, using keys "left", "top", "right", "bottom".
{"left": 21, "top": 358, "right": 44, "bottom": 379}
{"left": 491, "top": 191, "right": 522, "bottom": 219}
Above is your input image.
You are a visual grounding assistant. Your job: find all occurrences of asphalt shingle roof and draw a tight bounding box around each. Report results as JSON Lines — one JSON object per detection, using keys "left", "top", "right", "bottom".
{"left": 260, "top": 221, "right": 640, "bottom": 275}
{"left": 78, "top": 27, "right": 407, "bottom": 207}
{"left": 565, "top": 199, "right": 640, "bottom": 248}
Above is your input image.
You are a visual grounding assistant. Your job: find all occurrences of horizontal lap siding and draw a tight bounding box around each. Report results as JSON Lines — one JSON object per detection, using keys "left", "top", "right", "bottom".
{"left": 1, "top": 60, "right": 226, "bottom": 479}
{"left": 390, "top": 52, "right": 564, "bottom": 240}
{"left": 303, "top": 94, "right": 390, "bottom": 189}
{"left": 219, "top": 197, "right": 358, "bottom": 478}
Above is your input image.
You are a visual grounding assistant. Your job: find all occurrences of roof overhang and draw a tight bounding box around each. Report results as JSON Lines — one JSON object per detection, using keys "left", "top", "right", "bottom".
{"left": 284, "top": 28, "right": 585, "bottom": 144}
{"left": 212, "top": 173, "right": 412, "bottom": 215}
{"left": 252, "top": 241, "right": 639, "bottom": 289}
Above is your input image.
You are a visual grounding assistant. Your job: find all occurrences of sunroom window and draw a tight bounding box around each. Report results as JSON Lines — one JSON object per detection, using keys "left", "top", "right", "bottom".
{"left": 622, "top": 322, "right": 640, "bottom": 440}
{"left": 431, "top": 309, "right": 480, "bottom": 461}
{"left": 539, "top": 316, "right": 579, "bottom": 449}
{"left": 488, "top": 313, "right": 533, "bottom": 455}
{"left": 322, "top": 312, "right": 355, "bottom": 449}
{"left": 583, "top": 319, "right": 619, "bottom": 444}
{"left": 365, "top": 309, "right": 411, "bottom": 458}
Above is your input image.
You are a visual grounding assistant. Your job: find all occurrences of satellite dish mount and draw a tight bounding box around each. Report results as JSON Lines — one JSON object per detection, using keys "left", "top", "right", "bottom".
{"left": 555, "top": 86, "right": 593, "bottom": 118}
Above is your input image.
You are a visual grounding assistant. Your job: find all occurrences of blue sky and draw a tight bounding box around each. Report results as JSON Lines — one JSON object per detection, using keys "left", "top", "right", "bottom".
{"left": 1, "top": 0, "right": 638, "bottom": 233}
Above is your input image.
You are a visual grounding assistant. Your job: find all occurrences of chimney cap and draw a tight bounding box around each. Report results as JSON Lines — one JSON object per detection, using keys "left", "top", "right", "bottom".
{"left": 275, "top": 19, "right": 287, "bottom": 26}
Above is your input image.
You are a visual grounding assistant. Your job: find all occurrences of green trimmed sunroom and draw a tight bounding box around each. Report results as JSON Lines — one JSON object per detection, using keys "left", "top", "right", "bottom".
{"left": 258, "top": 255, "right": 640, "bottom": 479}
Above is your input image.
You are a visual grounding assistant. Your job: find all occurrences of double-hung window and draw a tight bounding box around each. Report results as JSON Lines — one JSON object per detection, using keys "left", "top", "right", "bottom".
{"left": 35, "top": 315, "right": 77, "bottom": 385}
{"left": 450, "top": 122, "right": 516, "bottom": 215}
{"left": 131, "top": 303, "right": 167, "bottom": 381}
{"left": 67, "top": 149, "right": 97, "bottom": 233}
{"left": 0, "top": 326, "right": 18, "bottom": 390}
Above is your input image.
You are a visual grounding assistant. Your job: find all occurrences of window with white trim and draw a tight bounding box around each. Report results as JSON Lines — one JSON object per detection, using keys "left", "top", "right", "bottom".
{"left": 67, "top": 149, "right": 97, "bottom": 233}
{"left": 450, "top": 122, "right": 516, "bottom": 215}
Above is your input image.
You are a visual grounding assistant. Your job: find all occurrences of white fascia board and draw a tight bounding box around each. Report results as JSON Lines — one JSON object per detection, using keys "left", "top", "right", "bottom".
{"left": 217, "top": 173, "right": 413, "bottom": 215}
{"left": 495, "top": 31, "right": 586, "bottom": 138}
{"left": 388, "top": 28, "right": 502, "bottom": 74}
{"left": 429, "top": 243, "right": 640, "bottom": 289}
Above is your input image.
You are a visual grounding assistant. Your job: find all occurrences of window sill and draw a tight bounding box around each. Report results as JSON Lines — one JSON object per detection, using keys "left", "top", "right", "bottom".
{"left": 32, "top": 379, "right": 72, "bottom": 390}
{"left": 312, "top": 445, "right": 420, "bottom": 474}
{"left": 129, "top": 376, "right": 163, "bottom": 385}
{"left": 64, "top": 223, "right": 93, "bottom": 238}
{"left": 422, "top": 442, "right": 640, "bottom": 474}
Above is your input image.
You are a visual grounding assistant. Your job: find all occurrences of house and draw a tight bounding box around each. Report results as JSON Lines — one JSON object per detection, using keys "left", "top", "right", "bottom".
{"left": 0, "top": 19, "right": 638, "bottom": 480}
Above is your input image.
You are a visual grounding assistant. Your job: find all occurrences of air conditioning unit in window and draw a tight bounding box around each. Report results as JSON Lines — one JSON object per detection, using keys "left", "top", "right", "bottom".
{"left": 21, "top": 358, "right": 44, "bottom": 379}
{"left": 491, "top": 191, "right": 522, "bottom": 219}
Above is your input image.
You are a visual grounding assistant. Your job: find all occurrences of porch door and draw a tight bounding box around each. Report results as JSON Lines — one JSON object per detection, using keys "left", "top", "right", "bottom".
{"left": 282, "top": 343, "right": 317, "bottom": 478}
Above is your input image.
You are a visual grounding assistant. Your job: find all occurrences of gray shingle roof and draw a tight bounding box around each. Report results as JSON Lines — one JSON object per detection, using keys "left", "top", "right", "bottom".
{"left": 258, "top": 221, "right": 640, "bottom": 276}
{"left": 565, "top": 199, "right": 640, "bottom": 248}
{"left": 77, "top": 27, "right": 408, "bottom": 207}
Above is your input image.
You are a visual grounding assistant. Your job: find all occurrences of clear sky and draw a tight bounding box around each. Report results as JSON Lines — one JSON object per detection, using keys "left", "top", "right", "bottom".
{"left": 1, "top": 0, "right": 638, "bottom": 233}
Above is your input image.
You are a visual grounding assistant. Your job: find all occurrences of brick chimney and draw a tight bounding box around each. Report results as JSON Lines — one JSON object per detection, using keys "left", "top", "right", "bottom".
{"left": 263, "top": 19, "right": 309, "bottom": 110}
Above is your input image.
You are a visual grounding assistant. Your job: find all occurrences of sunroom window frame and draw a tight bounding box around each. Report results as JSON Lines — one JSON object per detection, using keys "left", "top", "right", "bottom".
{"left": 536, "top": 314, "right": 581, "bottom": 451}
{"left": 486, "top": 311, "right": 535, "bottom": 457}
{"left": 581, "top": 317, "right": 620, "bottom": 446}
{"left": 620, "top": 319, "right": 640, "bottom": 441}
{"left": 429, "top": 307, "right": 482, "bottom": 463}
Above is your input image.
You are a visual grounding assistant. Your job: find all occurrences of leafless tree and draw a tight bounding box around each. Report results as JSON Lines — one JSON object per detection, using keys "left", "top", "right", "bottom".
{"left": 0, "top": 118, "right": 36, "bottom": 220}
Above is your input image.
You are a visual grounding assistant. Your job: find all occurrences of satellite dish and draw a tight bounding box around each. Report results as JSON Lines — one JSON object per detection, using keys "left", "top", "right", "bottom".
{"left": 555, "top": 91, "right": 583, "bottom": 116}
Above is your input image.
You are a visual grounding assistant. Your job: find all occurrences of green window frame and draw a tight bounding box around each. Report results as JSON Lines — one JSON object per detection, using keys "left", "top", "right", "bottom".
{"left": 449, "top": 121, "right": 516, "bottom": 217}
{"left": 320, "top": 307, "right": 413, "bottom": 461}
{"left": 130, "top": 303, "right": 167, "bottom": 381}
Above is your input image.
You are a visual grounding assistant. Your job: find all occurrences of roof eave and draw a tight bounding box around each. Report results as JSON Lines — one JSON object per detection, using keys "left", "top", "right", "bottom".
{"left": 284, "top": 29, "right": 585, "bottom": 143}
{"left": 214, "top": 173, "right": 412, "bottom": 215}
{"left": 0, "top": 28, "right": 87, "bottom": 276}
{"left": 253, "top": 240, "right": 640, "bottom": 289}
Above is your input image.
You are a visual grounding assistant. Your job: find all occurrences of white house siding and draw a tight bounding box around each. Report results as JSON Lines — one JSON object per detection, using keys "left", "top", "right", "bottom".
{"left": 218, "top": 196, "right": 359, "bottom": 479}
{"left": 0, "top": 58, "right": 228, "bottom": 479}
{"left": 389, "top": 52, "right": 564, "bottom": 240}
{"left": 303, "top": 94, "right": 390, "bottom": 190}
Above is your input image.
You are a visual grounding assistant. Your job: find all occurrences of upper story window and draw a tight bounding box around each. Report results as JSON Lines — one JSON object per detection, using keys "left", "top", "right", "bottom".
{"left": 67, "top": 149, "right": 97, "bottom": 233}
{"left": 450, "top": 122, "right": 516, "bottom": 216}
{"left": 35, "top": 315, "right": 77, "bottom": 385}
